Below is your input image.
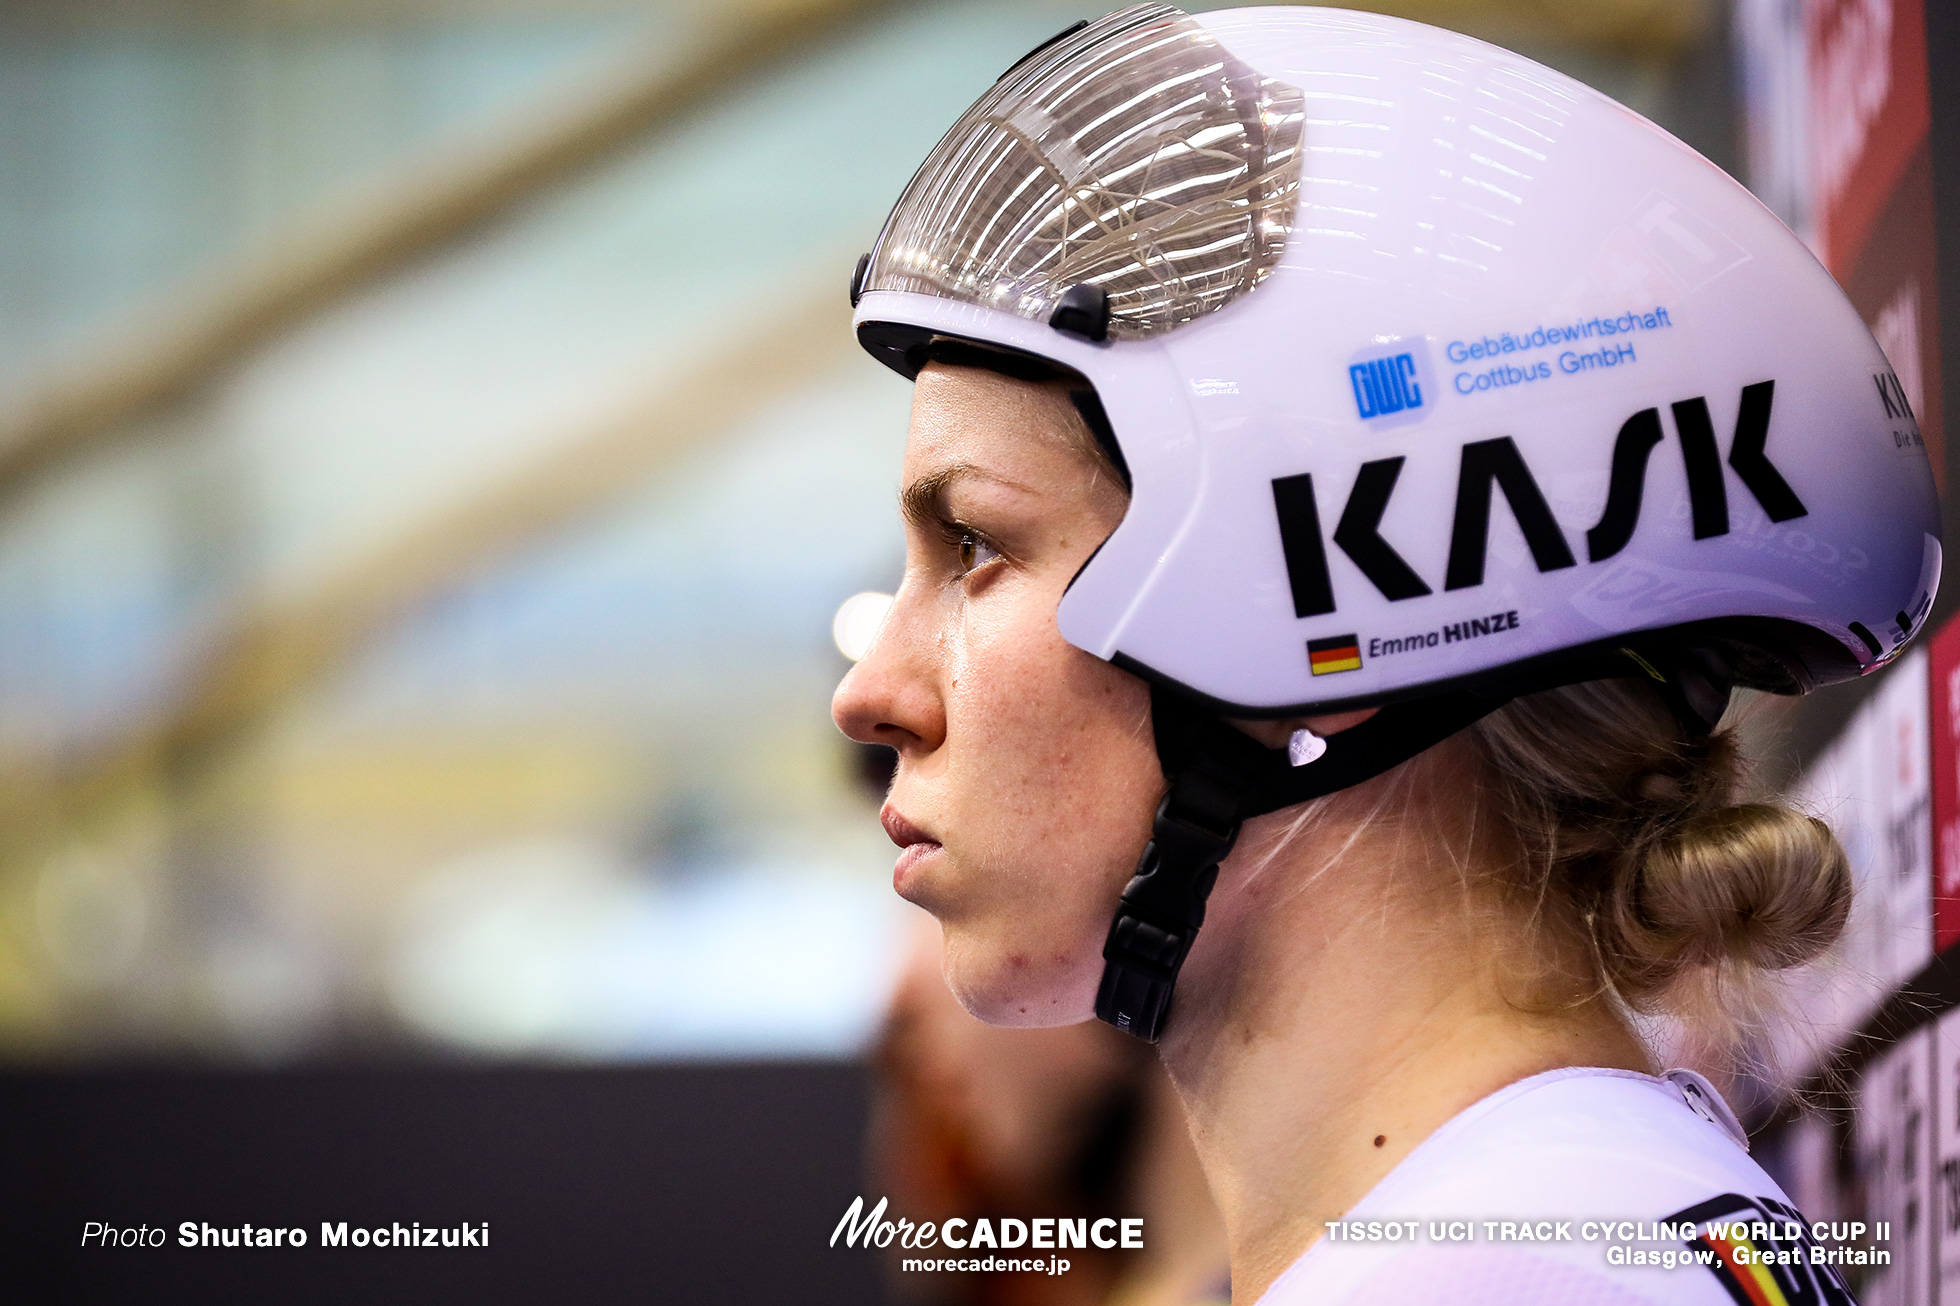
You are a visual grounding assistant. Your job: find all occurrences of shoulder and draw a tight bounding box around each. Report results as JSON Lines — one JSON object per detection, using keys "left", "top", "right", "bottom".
{"left": 1257, "top": 1069, "right": 1854, "bottom": 1306}
{"left": 1368, "top": 1067, "right": 1774, "bottom": 1215}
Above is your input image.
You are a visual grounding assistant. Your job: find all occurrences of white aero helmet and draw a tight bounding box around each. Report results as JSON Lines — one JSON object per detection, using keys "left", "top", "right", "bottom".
{"left": 850, "top": 4, "right": 1941, "bottom": 1040}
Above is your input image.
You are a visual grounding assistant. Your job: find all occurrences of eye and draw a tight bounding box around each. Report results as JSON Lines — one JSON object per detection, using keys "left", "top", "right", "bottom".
{"left": 956, "top": 530, "right": 1002, "bottom": 575}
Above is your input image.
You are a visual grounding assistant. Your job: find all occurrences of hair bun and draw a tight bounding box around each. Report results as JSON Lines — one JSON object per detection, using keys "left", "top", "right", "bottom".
{"left": 1470, "top": 679, "right": 1856, "bottom": 1034}
{"left": 1623, "top": 804, "right": 1851, "bottom": 977}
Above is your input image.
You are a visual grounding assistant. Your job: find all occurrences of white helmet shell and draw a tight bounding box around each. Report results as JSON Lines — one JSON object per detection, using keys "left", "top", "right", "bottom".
{"left": 853, "top": 5, "right": 1941, "bottom": 714}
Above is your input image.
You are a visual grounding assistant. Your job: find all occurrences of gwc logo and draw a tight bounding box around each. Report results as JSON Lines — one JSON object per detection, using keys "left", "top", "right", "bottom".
{"left": 1350, "top": 352, "right": 1423, "bottom": 419}
{"left": 1347, "top": 339, "right": 1437, "bottom": 431}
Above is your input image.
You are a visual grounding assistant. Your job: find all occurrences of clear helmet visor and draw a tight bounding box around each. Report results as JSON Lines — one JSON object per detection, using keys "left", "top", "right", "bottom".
{"left": 862, "top": 4, "right": 1306, "bottom": 342}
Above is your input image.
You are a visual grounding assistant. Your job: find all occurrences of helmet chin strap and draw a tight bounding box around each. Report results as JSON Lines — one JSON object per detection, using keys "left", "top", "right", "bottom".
{"left": 1092, "top": 643, "right": 1737, "bottom": 1043}
{"left": 1093, "top": 682, "right": 1507, "bottom": 1042}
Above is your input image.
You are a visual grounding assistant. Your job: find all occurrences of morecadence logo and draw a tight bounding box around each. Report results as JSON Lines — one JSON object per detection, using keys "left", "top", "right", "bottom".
{"left": 831, "top": 1196, "right": 1141, "bottom": 1275}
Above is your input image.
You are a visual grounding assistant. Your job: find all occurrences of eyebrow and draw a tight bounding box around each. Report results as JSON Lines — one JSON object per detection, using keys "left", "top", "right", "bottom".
{"left": 899, "top": 463, "right": 1032, "bottom": 531}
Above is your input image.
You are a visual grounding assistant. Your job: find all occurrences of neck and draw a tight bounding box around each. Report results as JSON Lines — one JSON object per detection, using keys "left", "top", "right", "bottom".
{"left": 1156, "top": 776, "right": 1650, "bottom": 1303}
{"left": 1107, "top": 1068, "right": 1230, "bottom": 1306}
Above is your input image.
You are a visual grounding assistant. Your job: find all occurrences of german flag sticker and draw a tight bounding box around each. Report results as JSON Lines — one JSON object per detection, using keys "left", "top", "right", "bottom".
{"left": 1308, "top": 635, "right": 1362, "bottom": 676}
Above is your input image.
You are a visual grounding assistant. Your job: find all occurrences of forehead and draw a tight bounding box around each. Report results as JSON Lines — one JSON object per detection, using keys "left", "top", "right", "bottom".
{"left": 904, "top": 363, "right": 1094, "bottom": 477}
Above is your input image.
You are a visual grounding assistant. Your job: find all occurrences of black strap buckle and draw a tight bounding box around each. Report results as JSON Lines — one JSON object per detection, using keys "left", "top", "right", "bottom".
{"left": 1092, "top": 683, "right": 1514, "bottom": 1042}
{"left": 1094, "top": 774, "right": 1240, "bottom": 1042}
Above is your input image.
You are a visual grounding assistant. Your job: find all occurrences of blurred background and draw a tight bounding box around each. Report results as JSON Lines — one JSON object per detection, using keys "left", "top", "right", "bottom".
{"left": 0, "top": 0, "right": 1744, "bottom": 1070}
{"left": 0, "top": 1, "right": 1952, "bottom": 1303}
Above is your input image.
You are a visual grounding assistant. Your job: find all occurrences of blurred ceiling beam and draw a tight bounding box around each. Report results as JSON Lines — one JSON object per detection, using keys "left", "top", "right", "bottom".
{"left": 0, "top": 288, "right": 856, "bottom": 873}
{"left": 7, "top": 0, "right": 1712, "bottom": 54}
{"left": 0, "top": 0, "right": 666, "bottom": 25}
{"left": 0, "top": 0, "right": 899, "bottom": 495}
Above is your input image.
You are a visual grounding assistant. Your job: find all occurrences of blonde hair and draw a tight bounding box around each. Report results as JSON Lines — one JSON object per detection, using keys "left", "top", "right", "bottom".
{"left": 1466, "top": 679, "right": 1851, "bottom": 1034}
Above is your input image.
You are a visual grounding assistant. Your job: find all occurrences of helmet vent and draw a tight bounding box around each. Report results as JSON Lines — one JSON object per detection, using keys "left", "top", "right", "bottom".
{"left": 1049, "top": 283, "right": 1111, "bottom": 341}
{"left": 861, "top": 4, "right": 1305, "bottom": 342}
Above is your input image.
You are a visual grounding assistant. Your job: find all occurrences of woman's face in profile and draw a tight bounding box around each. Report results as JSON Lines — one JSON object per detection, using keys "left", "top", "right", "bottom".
{"left": 832, "top": 362, "right": 1164, "bottom": 1027}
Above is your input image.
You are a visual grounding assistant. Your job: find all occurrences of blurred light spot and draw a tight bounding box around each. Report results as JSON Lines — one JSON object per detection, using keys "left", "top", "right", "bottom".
{"left": 34, "top": 849, "right": 146, "bottom": 986}
{"left": 832, "top": 591, "right": 894, "bottom": 662}
{"left": 205, "top": 931, "right": 334, "bottom": 1058}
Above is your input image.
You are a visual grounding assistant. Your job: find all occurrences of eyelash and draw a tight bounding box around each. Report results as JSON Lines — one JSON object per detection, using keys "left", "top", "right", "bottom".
{"left": 940, "top": 521, "right": 1003, "bottom": 576}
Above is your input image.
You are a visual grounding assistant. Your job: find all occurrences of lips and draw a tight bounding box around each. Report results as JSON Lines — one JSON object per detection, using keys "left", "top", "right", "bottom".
{"left": 881, "top": 806, "right": 943, "bottom": 894}
{"left": 881, "top": 807, "right": 934, "bottom": 849}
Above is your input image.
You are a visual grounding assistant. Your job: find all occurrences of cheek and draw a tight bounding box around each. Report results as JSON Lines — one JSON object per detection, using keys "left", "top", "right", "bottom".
{"left": 949, "top": 591, "right": 1158, "bottom": 844}
{"left": 929, "top": 589, "right": 1162, "bottom": 1024}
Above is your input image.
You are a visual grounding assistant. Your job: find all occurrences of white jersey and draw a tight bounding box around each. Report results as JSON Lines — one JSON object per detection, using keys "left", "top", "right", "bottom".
{"left": 1257, "top": 1067, "right": 1859, "bottom": 1306}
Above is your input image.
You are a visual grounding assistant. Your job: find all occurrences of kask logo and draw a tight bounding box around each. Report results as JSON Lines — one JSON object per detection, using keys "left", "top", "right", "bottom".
{"left": 1270, "top": 380, "right": 1807, "bottom": 620}
{"left": 1351, "top": 353, "right": 1423, "bottom": 420}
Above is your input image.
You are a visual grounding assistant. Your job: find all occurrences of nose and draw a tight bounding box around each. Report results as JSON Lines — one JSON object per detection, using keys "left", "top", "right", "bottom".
{"left": 831, "top": 592, "right": 944, "bottom": 755}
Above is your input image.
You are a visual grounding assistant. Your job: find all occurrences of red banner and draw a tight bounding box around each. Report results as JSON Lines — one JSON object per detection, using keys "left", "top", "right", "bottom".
{"left": 1809, "top": 0, "right": 1930, "bottom": 279}
{"left": 1803, "top": 0, "right": 1942, "bottom": 488}
{"left": 1929, "top": 617, "right": 1960, "bottom": 951}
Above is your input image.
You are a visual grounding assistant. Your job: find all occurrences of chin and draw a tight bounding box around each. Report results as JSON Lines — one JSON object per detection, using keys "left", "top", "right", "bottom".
{"left": 938, "top": 922, "right": 1102, "bottom": 1029}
